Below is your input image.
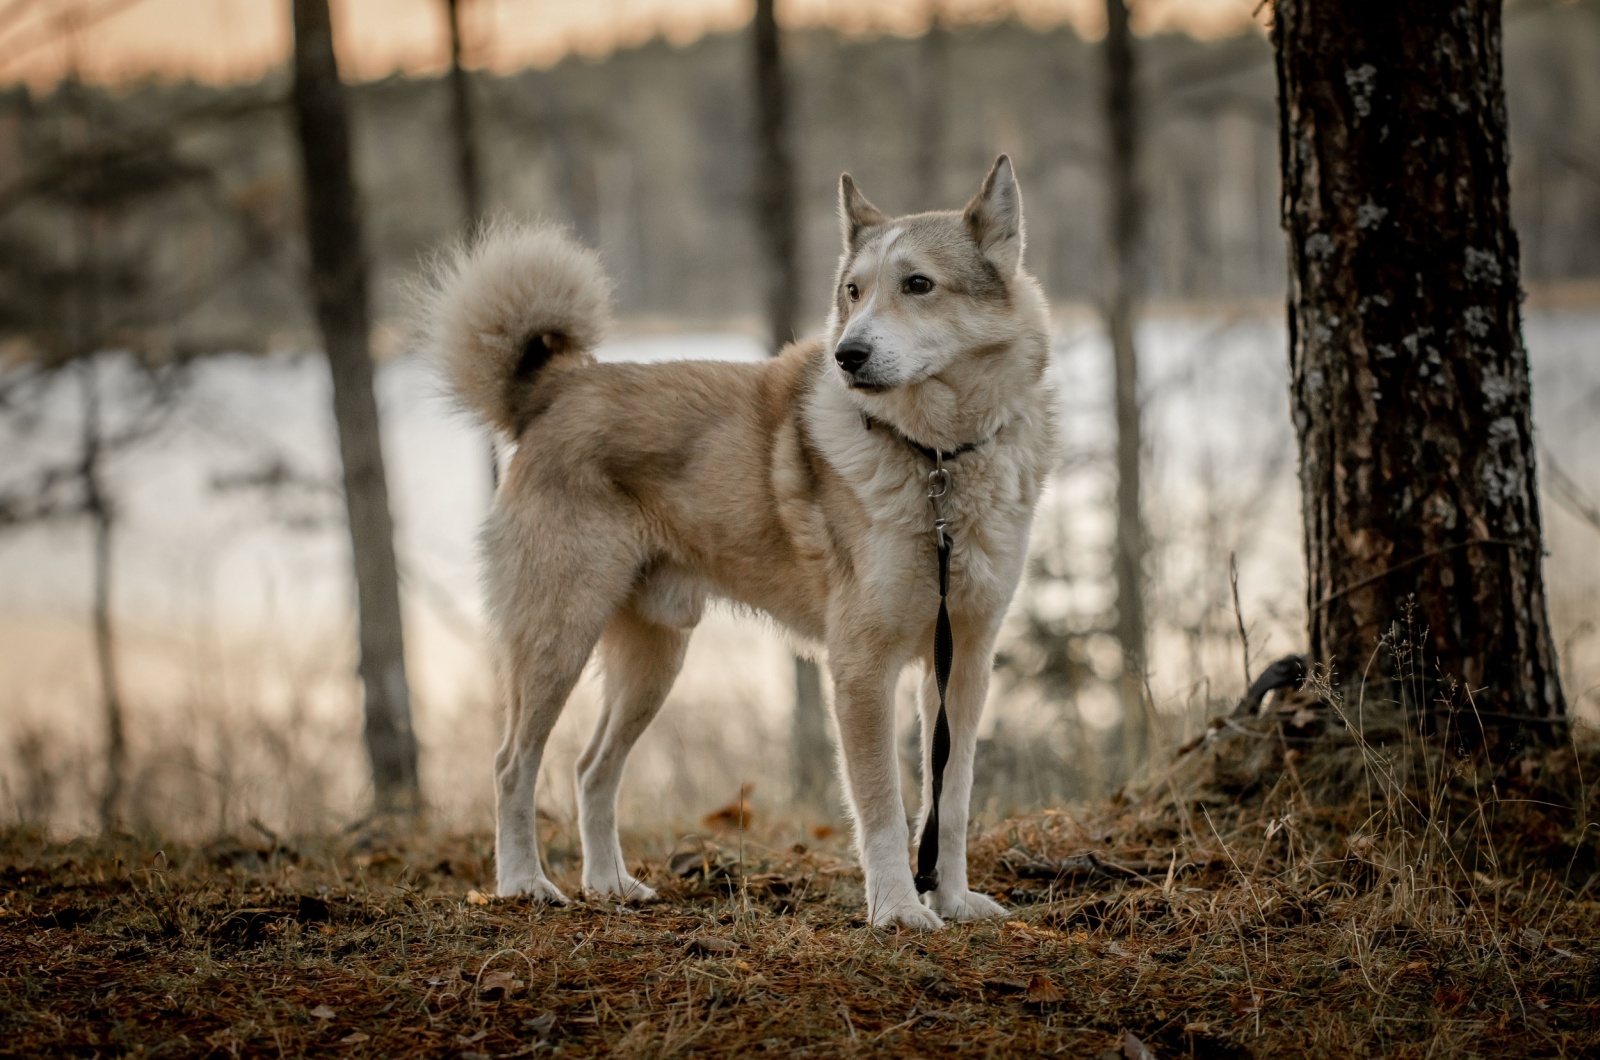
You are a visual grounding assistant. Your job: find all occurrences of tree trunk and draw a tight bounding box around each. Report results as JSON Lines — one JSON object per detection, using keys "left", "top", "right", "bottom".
{"left": 444, "top": 0, "right": 482, "bottom": 226}
{"left": 752, "top": 0, "right": 799, "bottom": 350}
{"left": 751, "top": 0, "right": 831, "bottom": 812}
{"left": 1102, "top": 0, "right": 1149, "bottom": 778}
{"left": 441, "top": 0, "right": 499, "bottom": 492}
{"left": 1274, "top": 0, "right": 1565, "bottom": 740}
{"left": 915, "top": 2, "right": 948, "bottom": 209}
{"left": 290, "top": 0, "right": 421, "bottom": 813}
{"left": 80, "top": 361, "right": 125, "bottom": 832}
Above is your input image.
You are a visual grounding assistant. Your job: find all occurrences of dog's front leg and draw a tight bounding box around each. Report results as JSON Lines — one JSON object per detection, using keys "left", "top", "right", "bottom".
{"left": 917, "top": 620, "right": 1007, "bottom": 922}
{"left": 830, "top": 647, "right": 945, "bottom": 931}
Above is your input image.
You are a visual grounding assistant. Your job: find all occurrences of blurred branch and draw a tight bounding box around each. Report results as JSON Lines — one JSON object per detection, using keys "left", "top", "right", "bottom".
{"left": 0, "top": 0, "right": 155, "bottom": 73}
{"left": 1553, "top": 147, "right": 1600, "bottom": 189}
{"left": 1147, "top": 35, "right": 1271, "bottom": 99}
{"left": 0, "top": 90, "right": 287, "bottom": 221}
{"left": 1543, "top": 450, "right": 1600, "bottom": 535}
{"left": 0, "top": 357, "right": 184, "bottom": 535}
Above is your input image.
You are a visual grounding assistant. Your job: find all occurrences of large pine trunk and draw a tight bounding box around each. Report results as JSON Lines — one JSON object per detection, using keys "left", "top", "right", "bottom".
{"left": 751, "top": 0, "right": 832, "bottom": 812}
{"left": 290, "top": 0, "right": 421, "bottom": 811}
{"left": 1274, "top": 0, "right": 1565, "bottom": 737}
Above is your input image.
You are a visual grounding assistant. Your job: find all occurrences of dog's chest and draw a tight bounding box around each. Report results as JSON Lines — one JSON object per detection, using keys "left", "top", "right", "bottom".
{"left": 850, "top": 448, "right": 1035, "bottom": 620}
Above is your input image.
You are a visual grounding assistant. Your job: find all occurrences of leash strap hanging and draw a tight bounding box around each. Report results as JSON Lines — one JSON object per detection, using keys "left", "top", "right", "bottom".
{"left": 915, "top": 458, "right": 955, "bottom": 894}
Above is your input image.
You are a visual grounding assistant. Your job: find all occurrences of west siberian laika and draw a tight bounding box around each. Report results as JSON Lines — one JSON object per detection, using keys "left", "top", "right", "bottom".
{"left": 426, "top": 155, "right": 1057, "bottom": 930}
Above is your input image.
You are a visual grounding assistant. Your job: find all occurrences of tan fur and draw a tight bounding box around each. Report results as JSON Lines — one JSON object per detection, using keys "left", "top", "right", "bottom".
{"left": 424, "top": 221, "right": 614, "bottom": 437}
{"left": 428, "top": 157, "right": 1058, "bottom": 929}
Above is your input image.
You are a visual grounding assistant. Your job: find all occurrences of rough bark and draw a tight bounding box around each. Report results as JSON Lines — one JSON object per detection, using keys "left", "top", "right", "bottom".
{"left": 1274, "top": 0, "right": 1565, "bottom": 737}
{"left": 1103, "top": 0, "right": 1149, "bottom": 777}
{"left": 752, "top": 0, "right": 831, "bottom": 811}
{"left": 290, "top": 0, "right": 421, "bottom": 812}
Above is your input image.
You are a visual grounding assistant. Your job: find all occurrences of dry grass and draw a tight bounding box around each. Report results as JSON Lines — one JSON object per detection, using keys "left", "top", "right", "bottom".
{"left": 3, "top": 712, "right": 1599, "bottom": 1058}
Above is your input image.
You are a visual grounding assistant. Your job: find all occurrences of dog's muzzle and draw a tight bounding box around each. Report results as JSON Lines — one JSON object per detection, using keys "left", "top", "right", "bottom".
{"left": 834, "top": 340, "right": 872, "bottom": 376}
{"left": 836, "top": 340, "right": 892, "bottom": 391}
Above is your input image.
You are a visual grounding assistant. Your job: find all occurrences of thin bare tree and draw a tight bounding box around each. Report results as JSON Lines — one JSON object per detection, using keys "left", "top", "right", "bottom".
{"left": 289, "top": 0, "right": 420, "bottom": 813}
{"left": 444, "top": 0, "right": 482, "bottom": 226}
{"left": 78, "top": 362, "right": 126, "bottom": 829}
{"left": 915, "top": 1, "right": 948, "bottom": 208}
{"left": 439, "top": 0, "right": 500, "bottom": 491}
{"left": 1102, "top": 0, "right": 1149, "bottom": 778}
{"left": 751, "top": 0, "right": 831, "bottom": 813}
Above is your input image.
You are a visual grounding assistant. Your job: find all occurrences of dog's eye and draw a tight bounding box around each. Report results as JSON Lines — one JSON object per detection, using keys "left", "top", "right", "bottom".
{"left": 904, "top": 275, "right": 934, "bottom": 295}
{"left": 845, "top": 282, "right": 859, "bottom": 302}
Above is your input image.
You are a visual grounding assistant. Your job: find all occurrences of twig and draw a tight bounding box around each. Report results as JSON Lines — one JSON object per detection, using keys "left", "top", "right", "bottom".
{"left": 1230, "top": 551, "right": 1251, "bottom": 688}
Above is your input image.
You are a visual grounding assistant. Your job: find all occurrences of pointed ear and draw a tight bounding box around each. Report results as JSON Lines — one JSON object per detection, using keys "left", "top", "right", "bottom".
{"left": 962, "top": 154, "right": 1025, "bottom": 274}
{"left": 839, "top": 173, "right": 888, "bottom": 248}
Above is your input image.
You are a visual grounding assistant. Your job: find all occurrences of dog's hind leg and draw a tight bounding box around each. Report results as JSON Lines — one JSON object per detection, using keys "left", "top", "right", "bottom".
{"left": 492, "top": 525, "right": 638, "bottom": 902}
{"left": 915, "top": 619, "right": 1007, "bottom": 922}
{"left": 576, "top": 605, "right": 692, "bottom": 901}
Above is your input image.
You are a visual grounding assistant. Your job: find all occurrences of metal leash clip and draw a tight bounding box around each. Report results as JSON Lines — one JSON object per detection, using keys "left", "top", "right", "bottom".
{"left": 928, "top": 452, "right": 951, "bottom": 546}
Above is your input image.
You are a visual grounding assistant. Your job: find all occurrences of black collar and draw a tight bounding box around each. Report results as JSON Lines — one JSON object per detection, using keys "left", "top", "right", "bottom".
{"left": 860, "top": 412, "right": 998, "bottom": 463}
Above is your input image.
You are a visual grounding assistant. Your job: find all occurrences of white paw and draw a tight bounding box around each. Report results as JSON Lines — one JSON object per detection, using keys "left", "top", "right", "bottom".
{"left": 870, "top": 895, "right": 946, "bottom": 931}
{"left": 582, "top": 871, "right": 658, "bottom": 903}
{"left": 497, "top": 875, "right": 570, "bottom": 904}
{"left": 924, "top": 888, "right": 1007, "bottom": 922}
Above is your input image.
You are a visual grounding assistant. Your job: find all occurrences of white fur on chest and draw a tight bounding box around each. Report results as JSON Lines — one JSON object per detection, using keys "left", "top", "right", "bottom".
{"left": 806, "top": 373, "right": 1050, "bottom": 627}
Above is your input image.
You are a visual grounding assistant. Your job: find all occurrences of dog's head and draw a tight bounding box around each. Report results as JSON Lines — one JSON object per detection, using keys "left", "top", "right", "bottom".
{"left": 825, "top": 156, "right": 1047, "bottom": 427}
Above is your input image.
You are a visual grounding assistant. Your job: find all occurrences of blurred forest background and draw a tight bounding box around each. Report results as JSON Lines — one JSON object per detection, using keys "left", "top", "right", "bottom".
{"left": 1, "top": 0, "right": 1597, "bottom": 838}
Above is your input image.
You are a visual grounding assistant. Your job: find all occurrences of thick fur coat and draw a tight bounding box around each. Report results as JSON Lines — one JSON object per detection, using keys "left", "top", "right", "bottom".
{"left": 425, "top": 156, "right": 1058, "bottom": 929}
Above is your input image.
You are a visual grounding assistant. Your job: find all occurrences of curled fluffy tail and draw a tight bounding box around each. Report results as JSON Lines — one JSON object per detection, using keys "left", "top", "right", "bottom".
{"left": 424, "top": 222, "right": 613, "bottom": 436}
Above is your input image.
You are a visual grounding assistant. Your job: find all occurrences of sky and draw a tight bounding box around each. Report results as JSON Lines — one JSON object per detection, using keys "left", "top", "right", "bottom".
{"left": 0, "top": 0, "right": 1265, "bottom": 89}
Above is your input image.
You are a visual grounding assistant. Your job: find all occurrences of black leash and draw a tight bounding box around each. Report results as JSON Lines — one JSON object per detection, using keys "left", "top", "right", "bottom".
{"left": 861, "top": 414, "right": 991, "bottom": 895}
{"left": 915, "top": 503, "right": 955, "bottom": 893}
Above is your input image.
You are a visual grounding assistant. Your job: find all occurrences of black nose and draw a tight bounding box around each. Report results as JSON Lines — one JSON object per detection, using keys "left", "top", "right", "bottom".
{"left": 834, "top": 341, "right": 872, "bottom": 375}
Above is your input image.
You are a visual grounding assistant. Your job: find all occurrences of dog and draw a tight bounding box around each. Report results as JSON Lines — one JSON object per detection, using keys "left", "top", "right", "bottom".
{"left": 425, "top": 155, "right": 1057, "bottom": 929}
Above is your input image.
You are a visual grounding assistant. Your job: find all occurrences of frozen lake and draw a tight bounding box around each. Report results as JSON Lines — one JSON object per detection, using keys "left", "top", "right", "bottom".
{"left": 2, "top": 309, "right": 1596, "bottom": 834}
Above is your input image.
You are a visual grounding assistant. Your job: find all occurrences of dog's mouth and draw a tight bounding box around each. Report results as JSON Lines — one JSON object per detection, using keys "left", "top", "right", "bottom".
{"left": 848, "top": 379, "right": 893, "bottom": 394}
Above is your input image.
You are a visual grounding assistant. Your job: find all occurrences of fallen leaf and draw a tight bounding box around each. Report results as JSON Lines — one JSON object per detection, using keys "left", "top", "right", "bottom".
{"left": 339, "top": 1032, "right": 369, "bottom": 1044}
{"left": 1124, "top": 1029, "right": 1156, "bottom": 1060}
{"left": 667, "top": 838, "right": 721, "bottom": 878}
{"left": 478, "top": 970, "right": 524, "bottom": 999}
{"left": 702, "top": 783, "right": 756, "bottom": 830}
{"left": 1026, "top": 974, "right": 1064, "bottom": 1004}
{"left": 523, "top": 1012, "right": 556, "bottom": 1036}
{"left": 465, "top": 889, "right": 490, "bottom": 906}
{"left": 309, "top": 1005, "right": 336, "bottom": 1020}
{"left": 456, "top": 1029, "right": 487, "bottom": 1044}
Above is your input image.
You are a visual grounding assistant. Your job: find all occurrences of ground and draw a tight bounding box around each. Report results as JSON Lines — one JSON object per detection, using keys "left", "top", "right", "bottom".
{"left": 3, "top": 719, "right": 1599, "bottom": 1058}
